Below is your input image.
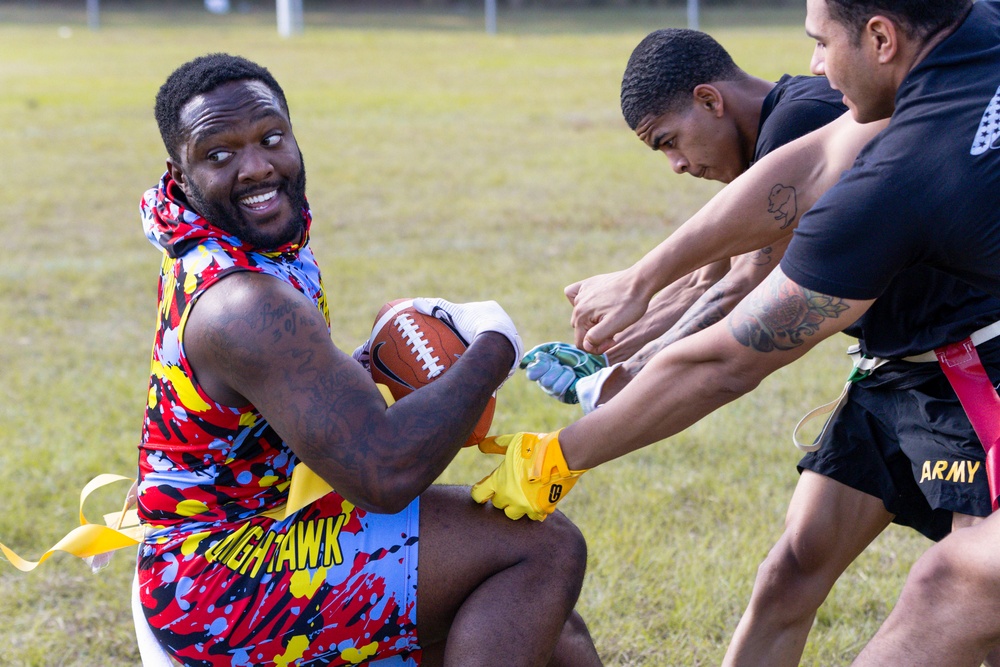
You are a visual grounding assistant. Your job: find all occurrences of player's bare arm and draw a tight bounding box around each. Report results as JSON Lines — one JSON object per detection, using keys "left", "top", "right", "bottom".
{"left": 729, "top": 271, "right": 850, "bottom": 352}
{"left": 604, "top": 258, "right": 732, "bottom": 363}
{"left": 185, "top": 271, "right": 512, "bottom": 513}
{"left": 599, "top": 236, "right": 793, "bottom": 405}
{"left": 569, "top": 113, "right": 887, "bottom": 354}
{"left": 558, "top": 267, "right": 874, "bottom": 470}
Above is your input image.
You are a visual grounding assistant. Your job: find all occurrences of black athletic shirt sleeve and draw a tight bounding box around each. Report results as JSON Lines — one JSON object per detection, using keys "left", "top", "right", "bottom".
{"left": 781, "top": 154, "right": 926, "bottom": 301}
{"left": 753, "top": 75, "right": 847, "bottom": 163}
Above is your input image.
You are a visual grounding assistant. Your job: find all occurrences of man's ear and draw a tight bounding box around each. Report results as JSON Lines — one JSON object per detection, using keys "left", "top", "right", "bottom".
{"left": 166, "top": 158, "right": 188, "bottom": 195}
{"left": 866, "top": 15, "right": 900, "bottom": 64}
{"left": 692, "top": 84, "right": 725, "bottom": 117}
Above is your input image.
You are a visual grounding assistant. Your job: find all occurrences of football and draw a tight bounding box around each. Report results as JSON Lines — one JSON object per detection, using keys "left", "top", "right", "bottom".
{"left": 367, "top": 298, "right": 495, "bottom": 447}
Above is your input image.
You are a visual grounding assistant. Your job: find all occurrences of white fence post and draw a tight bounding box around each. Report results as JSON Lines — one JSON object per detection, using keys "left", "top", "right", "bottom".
{"left": 86, "top": 0, "right": 99, "bottom": 30}
{"left": 277, "top": 0, "right": 303, "bottom": 38}
{"left": 485, "top": 0, "right": 497, "bottom": 35}
{"left": 687, "top": 0, "right": 699, "bottom": 30}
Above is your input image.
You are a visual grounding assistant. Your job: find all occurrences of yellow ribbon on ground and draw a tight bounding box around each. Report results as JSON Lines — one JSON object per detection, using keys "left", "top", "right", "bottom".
{"left": 0, "top": 384, "right": 394, "bottom": 572}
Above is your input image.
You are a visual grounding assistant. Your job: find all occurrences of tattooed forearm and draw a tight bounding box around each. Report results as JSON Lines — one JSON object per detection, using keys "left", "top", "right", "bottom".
{"left": 623, "top": 281, "right": 731, "bottom": 376}
{"left": 766, "top": 184, "right": 798, "bottom": 229}
{"left": 728, "top": 279, "right": 848, "bottom": 352}
{"left": 301, "top": 333, "right": 511, "bottom": 501}
{"left": 748, "top": 246, "right": 775, "bottom": 266}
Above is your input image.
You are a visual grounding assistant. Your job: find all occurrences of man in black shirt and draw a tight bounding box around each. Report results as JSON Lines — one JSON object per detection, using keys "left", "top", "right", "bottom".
{"left": 522, "top": 26, "right": 1000, "bottom": 667}
{"left": 483, "top": 4, "right": 1000, "bottom": 663}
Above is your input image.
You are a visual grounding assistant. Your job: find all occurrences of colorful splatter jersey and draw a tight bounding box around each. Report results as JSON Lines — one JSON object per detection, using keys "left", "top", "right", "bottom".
{"left": 136, "top": 174, "right": 421, "bottom": 666}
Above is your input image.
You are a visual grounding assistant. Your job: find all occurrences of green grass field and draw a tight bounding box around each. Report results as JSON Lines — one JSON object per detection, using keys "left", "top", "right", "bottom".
{"left": 0, "top": 3, "right": 931, "bottom": 665}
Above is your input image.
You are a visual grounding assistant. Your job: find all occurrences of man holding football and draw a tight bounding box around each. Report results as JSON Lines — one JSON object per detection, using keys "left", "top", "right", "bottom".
{"left": 519, "top": 23, "right": 1000, "bottom": 667}
{"left": 473, "top": 1, "right": 1000, "bottom": 664}
{"left": 134, "top": 52, "right": 601, "bottom": 667}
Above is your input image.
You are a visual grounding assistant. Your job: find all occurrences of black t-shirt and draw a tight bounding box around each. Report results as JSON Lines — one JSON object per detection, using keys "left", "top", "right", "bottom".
{"left": 780, "top": 0, "right": 1000, "bottom": 358}
{"left": 754, "top": 74, "right": 846, "bottom": 164}
{"left": 851, "top": 267, "right": 1000, "bottom": 359}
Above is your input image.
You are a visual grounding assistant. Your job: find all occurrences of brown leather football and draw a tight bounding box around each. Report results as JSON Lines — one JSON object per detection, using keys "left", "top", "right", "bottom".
{"left": 368, "top": 298, "right": 494, "bottom": 447}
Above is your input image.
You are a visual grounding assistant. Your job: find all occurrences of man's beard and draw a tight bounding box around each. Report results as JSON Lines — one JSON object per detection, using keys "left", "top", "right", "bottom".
{"left": 187, "top": 156, "right": 308, "bottom": 250}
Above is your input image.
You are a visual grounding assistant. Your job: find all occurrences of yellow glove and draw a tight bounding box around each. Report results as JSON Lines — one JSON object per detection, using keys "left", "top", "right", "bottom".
{"left": 471, "top": 430, "right": 587, "bottom": 521}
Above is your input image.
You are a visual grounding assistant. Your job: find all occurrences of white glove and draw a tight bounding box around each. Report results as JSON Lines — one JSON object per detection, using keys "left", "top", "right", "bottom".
{"left": 412, "top": 297, "right": 523, "bottom": 377}
{"left": 574, "top": 363, "right": 618, "bottom": 414}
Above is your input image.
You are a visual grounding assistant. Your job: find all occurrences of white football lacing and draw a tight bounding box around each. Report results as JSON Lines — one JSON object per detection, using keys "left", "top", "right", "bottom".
{"left": 394, "top": 314, "right": 446, "bottom": 379}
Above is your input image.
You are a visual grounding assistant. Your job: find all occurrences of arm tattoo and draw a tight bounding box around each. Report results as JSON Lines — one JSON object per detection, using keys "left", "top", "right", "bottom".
{"left": 748, "top": 246, "right": 774, "bottom": 266}
{"left": 728, "top": 279, "right": 848, "bottom": 352}
{"left": 767, "top": 184, "right": 798, "bottom": 229}
{"left": 623, "top": 281, "right": 730, "bottom": 375}
{"left": 299, "top": 334, "right": 510, "bottom": 493}
{"left": 257, "top": 298, "right": 323, "bottom": 343}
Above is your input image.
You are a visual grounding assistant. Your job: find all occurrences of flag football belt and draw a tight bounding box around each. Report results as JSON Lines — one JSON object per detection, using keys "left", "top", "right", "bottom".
{"left": 0, "top": 385, "right": 394, "bottom": 572}
{"left": 793, "top": 319, "right": 1000, "bottom": 481}
{"left": 936, "top": 336, "right": 1000, "bottom": 510}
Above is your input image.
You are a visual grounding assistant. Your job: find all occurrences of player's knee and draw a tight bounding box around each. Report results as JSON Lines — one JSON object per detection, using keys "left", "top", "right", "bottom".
{"left": 751, "top": 535, "right": 830, "bottom": 612}
{"left": 769, "top": 531, "right": 826, "bottom": 578}
{"left": 905, "top": 540, "right": 968, "bottom": 603}
{"left": 533, "top": 511, "right": 589, "bottom": 587}
{"left": 549, "top": 610, "right": 596, "bottom": 666}
{"left": 546, "top": 511, "right": 588, "bottom": 567}
{"left": 753, "top": 550, "right": 801, "bottom": 602}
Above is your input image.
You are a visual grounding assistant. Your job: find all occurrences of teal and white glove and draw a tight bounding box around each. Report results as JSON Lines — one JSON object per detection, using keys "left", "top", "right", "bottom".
{"left": 520, "top": 342, "right": 608, "bottom": 405}
{"left": 574, "top": 365, "right": 617, "bottom": 414}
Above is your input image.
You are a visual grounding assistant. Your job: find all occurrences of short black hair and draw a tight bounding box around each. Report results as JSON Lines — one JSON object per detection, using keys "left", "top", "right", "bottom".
{"left": 825, "top": 0, "right": 971, "bottom": 44}
{"left": 620, "top": 29, "right": 744, "bottom": 130}
{"left": 155, "top": 53, "right": 289, "bottom": 162}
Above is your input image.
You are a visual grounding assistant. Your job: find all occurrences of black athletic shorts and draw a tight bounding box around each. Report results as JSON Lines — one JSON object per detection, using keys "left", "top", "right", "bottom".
{"left": 798, "top": 340, "right": 1000, "bottom": 542}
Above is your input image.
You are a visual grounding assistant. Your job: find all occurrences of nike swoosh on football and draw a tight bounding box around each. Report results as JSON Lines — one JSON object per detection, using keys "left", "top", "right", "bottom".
{"left": 371, "top": 342, "right": 416, "bottom": 390}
